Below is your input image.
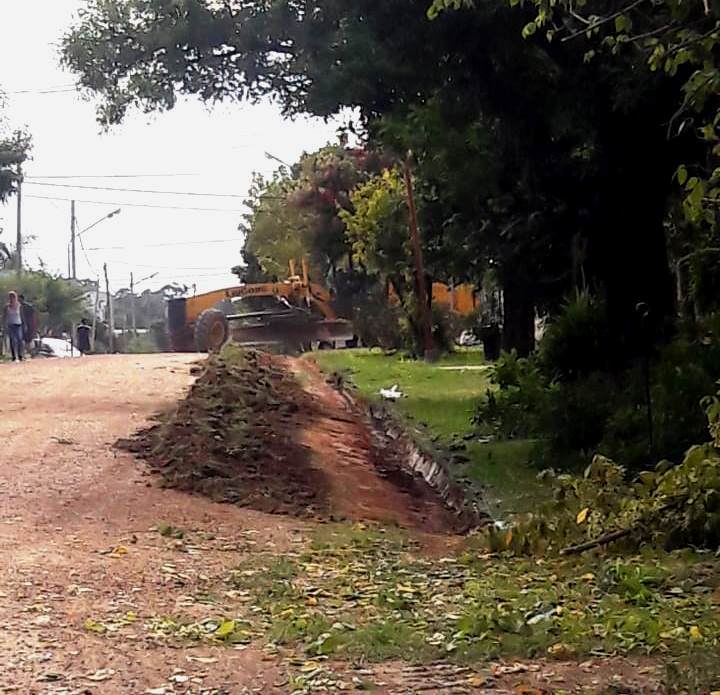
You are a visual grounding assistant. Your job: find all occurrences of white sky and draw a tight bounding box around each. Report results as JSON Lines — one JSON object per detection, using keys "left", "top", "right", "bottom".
{"left": 0, "top": 0, "right": 341, "bottom": 293}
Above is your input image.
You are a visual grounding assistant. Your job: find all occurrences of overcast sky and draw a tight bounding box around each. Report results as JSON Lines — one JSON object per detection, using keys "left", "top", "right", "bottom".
{"left": 0, "top": 0, "right": 341, "bottom": 293}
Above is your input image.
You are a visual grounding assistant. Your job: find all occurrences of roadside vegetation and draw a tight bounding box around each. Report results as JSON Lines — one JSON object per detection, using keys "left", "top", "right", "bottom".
{"left": 40, "top": 0, "right": 720, "bottom": 689}
{"left": 310, "top": 349, "right": 544, "bottom": 516}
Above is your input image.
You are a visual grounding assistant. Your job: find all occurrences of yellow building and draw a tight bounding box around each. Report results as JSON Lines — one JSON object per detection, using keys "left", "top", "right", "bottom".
{"left": 389, "top": 281, "right": 480, "bottom": 316}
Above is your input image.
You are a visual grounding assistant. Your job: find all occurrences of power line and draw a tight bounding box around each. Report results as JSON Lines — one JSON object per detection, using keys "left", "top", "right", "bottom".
{"left": 104, "top": 259, "right": 231, "bottom": 271}
{"left": 24, "top": 181, "right": 264, "bottom": 199}
{"left": 77, "top": 233, "right": 98, "bottom": 278}
{"left": 108, "top": 271, "right": 235, "bottom": 281}
{"left": 25, "top": 194, "right": 246, "bottom": 213}
{"left": 88, "top": 238, "right": 241, "bottom": 250}
{"left": 4, "top": 84, "right": 76, "bottom": 95}
{"left": 26, "top": 173, "right": 200, "bottom": 180}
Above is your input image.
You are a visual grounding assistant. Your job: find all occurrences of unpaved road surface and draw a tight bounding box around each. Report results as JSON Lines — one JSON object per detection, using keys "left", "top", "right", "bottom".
{"left": 0, "top": 354, "right": 661, "bottom": 695}
{"left": 0, "top": 354, "right": 292, "bottom": 694}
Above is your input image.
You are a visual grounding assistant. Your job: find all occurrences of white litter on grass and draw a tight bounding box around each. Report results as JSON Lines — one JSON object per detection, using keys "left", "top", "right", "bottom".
{"left": 379, "top": 384, "right": 404, "bottom": 400}
{"left": 527, "top": 607, "right": 560, "bottom": 625}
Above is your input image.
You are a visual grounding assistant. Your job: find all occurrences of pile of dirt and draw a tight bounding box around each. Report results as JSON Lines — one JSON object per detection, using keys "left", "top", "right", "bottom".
{"left": 117, "top": 347, "right": 330, "bottom": 518}
{"left": 119, "top": 347, "right": 479, "bottom": 532}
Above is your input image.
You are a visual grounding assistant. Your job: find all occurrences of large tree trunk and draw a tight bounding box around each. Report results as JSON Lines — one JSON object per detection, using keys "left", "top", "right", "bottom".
{"left": 502, "top": 278, "right": 535, "bottom": 356}
{"left": 584, "top": 81, "right": 685, "bottom": 366}
{"left": 589, "top": 116, "right": 675, "bottom": 366}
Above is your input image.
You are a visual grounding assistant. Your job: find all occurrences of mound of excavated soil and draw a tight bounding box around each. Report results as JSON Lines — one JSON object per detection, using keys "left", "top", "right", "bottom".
{"left": 118, "top": 348, "right": 329, "bottom": 518}
{"left": 119, "top": 348, "right": 472, "bottom": 532}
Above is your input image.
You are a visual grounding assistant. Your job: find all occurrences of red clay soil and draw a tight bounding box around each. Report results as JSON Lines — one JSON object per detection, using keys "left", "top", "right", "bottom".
{"left": 122, "top": 349, "right": 463, "bottom": 534}
{"left": 0, "top": 353, "right": 664, "bottom": 693}
{"left": 0, "top": 354, "right": 293, "bottom": 693}
{"left": 284, "top": 356, "right": 463, "bottom": 532}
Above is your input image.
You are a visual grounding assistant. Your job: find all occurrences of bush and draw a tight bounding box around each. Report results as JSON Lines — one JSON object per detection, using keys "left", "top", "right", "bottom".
{"left": 539, "top": 290, "right": 609, "bottom": 380}
{"left": 475, "top": 351, "right": 550, "bottom": 438}
{"left": 480, "top": 390, "right": 720, "bottom": 555}
{"left": 350, "top": 287, "right": 408, "bottom": 351}
{"left": 0, "top": 271, "right": 85, "bottom": 335}
{"left": 124, "top": 333, "right": 161, "bottom": 354}
{"left": 477, "top": 327, "right": 720, "bottom": 472}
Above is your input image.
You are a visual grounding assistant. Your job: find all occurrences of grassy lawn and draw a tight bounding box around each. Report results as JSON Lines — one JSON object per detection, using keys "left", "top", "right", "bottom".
{"left": 308, "top": 348, "right": 545, "bottom": 517}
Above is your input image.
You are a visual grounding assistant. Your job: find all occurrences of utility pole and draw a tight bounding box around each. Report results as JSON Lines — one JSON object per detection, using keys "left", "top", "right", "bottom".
{"left": 70, "top": 200, "right": 77, "bottom": 279}
{"left": 91, "top": 279, "right": 99, "bottom": 352}
{"left": 15, "top": 166, "right": 22, "bottom": 275}
{"left": 130, "top": 272, "right": 136, "bottom": 335}
{"left": 403, "top": 155, "right": 435, "bottom": 361}
{"left": 104, "top": 263, "right": 115, "bottom": 353}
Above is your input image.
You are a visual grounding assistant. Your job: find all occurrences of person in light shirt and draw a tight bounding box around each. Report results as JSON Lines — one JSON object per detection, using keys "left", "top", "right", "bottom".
{"left": 3, "top": 291, "right": 25, "bottom": 362}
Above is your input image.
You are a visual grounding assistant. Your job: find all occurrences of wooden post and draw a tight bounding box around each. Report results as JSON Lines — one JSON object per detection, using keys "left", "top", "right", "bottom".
{"left": 130, "top": 272, "right": 137, "bottom": 335}
{"left": 403, "top": 157, "right": 435, "bottom": 361}
{"left": 91, "top": 279, "right": 99, "bottom": 351}
{"left": 104, "top": 263, "right": 115, "bottom": 353}
{"left": 70, "top": 200, "right": 77, "bottom": 279}
{"left": 15, "top": 166, "right": 22, "bottom": 274}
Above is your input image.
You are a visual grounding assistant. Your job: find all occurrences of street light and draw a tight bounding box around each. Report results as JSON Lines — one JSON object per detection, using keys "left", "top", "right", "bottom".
{"left": 70, "top": 206, "right": 121, "bottom": 279}
{"left": 264, "top": 151, "right": 292, "bottom": 169}
{"left": 77, "top": 208, "right": 121, "bottom": 238}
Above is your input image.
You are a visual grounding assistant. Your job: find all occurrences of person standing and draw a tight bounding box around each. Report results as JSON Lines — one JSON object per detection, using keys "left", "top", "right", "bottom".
{"left": 18, "top": 294, "right": 37, "bottom": 345}
{"left": 3, "top": 291, "right": 25, "bottom": 362}
{"left": 76, "top": 318, "right": 91, "bottom": 355}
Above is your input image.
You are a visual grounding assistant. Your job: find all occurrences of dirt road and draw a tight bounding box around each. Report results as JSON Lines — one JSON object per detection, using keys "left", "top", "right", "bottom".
{"left": 0, "top": 354, "right": 293, "bottom": 694}
{"left": 0, "top": 354, "right": 661, "bottom": 695}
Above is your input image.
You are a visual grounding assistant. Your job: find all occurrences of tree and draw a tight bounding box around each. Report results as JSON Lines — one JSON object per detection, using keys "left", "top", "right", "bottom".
{"left": 61, "top": 0, "right": 690, "bottom": 357}
{"left": 0, "top": 271, "right": 85, "bottom": 335}
{"left": 342, "top": 169, "right": 410, "bottom": 297}
{"left": 239, "top": 144, "right": 389, "bottom": 282}
{"left": 0, "top": 128, "right": 30, "bottom": 203}
{"left": 240, "top": 172, "right": 315, "bottom": 280}
{"left": 0, "top": 100, "right": 31, "bottom": 267}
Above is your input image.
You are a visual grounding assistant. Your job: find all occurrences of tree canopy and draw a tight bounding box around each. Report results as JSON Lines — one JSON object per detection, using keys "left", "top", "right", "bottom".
{"left": 61, "top": 0, "right": 718, "bottom": 355}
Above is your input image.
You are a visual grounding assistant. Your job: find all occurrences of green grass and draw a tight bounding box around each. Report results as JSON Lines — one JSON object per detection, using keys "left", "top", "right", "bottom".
{"left": 308, "top": 348, "right": 544, "bottom": 516}
{"left": 309, "top": 347, "right": 488, "bottom": 438}
{"left": 228, "top": 523, "right": 720, "bottom": 671}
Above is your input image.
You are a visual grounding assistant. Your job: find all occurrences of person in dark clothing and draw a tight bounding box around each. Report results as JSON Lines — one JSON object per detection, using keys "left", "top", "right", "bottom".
{"left": 3, "top": 291, "right": 25, "bottom": 361}
{"left": 76, "top": 318, "right": 91, "bottom": 355}
{"left": 18, "top": 294, "right": 37, "bottom": 344}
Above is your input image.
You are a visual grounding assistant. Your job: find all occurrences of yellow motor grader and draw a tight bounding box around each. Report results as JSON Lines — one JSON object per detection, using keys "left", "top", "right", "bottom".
{"left": 167, "top": 261, "right": 355, "bottom": 353}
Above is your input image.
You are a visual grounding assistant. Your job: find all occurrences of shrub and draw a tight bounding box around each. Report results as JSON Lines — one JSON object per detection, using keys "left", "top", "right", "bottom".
{"left": 477, "top": 316, "right": 720, "bottom": 472}
{"left": 480, "top": 390, "right": 720, "bottom": 555}
{"left": 475, "top": 351, "right": 549, "bottom": 438}
{"left": 539, "top": 290, "right": 609, "bottom": 380}
{"left": 350, "top": 287, "right": 407, "bottom": 351}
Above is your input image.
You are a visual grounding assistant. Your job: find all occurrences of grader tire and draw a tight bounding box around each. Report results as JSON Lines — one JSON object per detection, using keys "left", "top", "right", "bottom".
{"left": 195, "top": 309, "right": 229, "bottom": 353}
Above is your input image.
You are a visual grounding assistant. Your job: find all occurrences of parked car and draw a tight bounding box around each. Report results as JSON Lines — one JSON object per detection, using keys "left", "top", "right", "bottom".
{"left": 31, "top": 337, "right": 82, "bottom": 359}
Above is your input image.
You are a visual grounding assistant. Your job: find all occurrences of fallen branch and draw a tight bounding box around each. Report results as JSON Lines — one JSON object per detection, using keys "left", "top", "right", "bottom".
{"left": 560, "top": 528, "right": 632, "bottom": 555}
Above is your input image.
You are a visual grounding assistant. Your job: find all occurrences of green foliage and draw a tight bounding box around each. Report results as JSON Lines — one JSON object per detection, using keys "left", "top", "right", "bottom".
{"left": 0, "top": 271, "right": 85, "bottom": 335}
{"left": 539, "top": 291, "right": 609, "bottom": 380}
{"left": 481, "top": 387, "right": 720, "bottom": 555}
{"left": 340, "top": 168, "right": 443, "bottom": 355}
{"left": 478, "top": 309, "right": 720, "bottom": 471}
{"left": 230, "top": 522, "right": 720, "bottom": 665}
{"left": 347, "top": 287, "right": 408, "bottom": 352}
{"left": 241, "top": 172, "right": 314, "bottom": 279}
{"left": 341, "top": 168, "right": 409, "bottom": 284}
{"left": 0, "top": 127, "right": 31, "bottom": 204}
{"left": 61, "top": 0, "right": 687, "bottom": 355}
{"left": 242, "top": 145, "right": 382, "bottom": 279}
{"left": 476, "top": 351, "right": 550, "bottom": 439}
